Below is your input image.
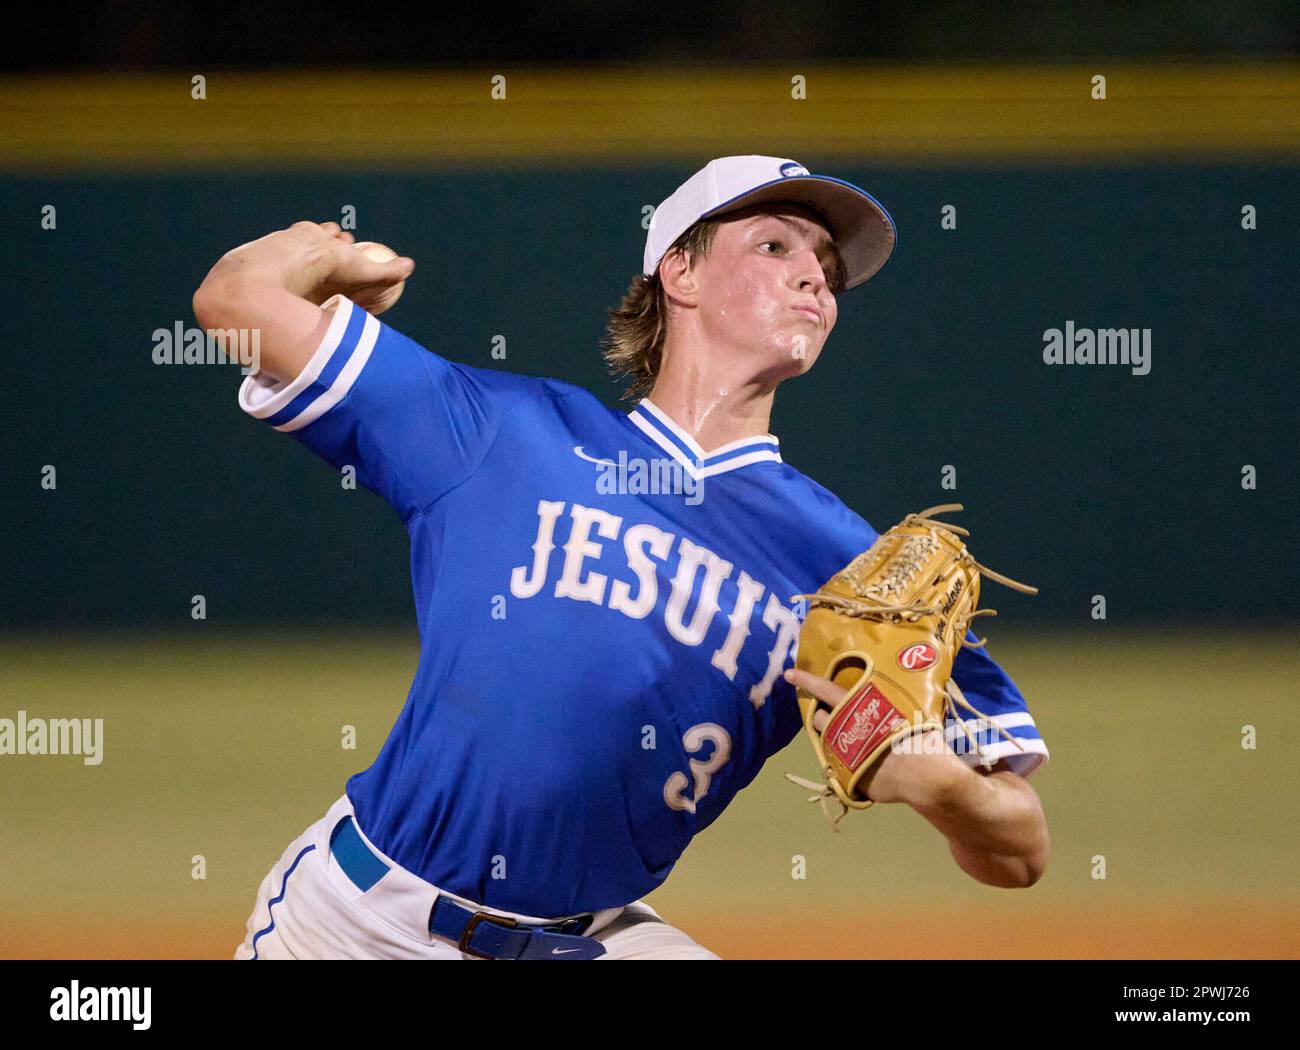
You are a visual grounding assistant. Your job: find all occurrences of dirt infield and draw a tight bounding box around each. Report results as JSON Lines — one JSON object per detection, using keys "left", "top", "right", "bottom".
{"left": 8, "top": 906, "right": 1298, "bottom": 960}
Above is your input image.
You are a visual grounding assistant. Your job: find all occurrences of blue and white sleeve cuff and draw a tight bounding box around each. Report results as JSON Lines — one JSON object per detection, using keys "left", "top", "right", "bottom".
{"left": 944, "top": 711, "right": 1049, "bottom": 778}
{"left": 238, "top": 297, "right": 380, "bottom": 432}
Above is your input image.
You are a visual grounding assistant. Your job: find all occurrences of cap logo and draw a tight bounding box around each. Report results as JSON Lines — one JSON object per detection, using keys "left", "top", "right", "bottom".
{"left": 779, "top": 162, "right": 810, "bottom": 177}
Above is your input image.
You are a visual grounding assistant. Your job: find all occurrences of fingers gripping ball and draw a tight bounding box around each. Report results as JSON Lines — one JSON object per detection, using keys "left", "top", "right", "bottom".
{"left": 785, "top": 504, "right": 1038, "bottom": 828}
{"left": 351, "top": 241, "right": 405, "bottom": 315}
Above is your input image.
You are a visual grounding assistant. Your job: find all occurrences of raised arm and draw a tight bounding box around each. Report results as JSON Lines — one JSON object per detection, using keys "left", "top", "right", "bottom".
{"left": 191, "top": 221, "right": 414, "bottom": 382}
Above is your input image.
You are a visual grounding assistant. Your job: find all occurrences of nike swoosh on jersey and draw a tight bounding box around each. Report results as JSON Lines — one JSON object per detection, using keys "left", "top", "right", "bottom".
{"left": 572, "top": 445, "right": 616, "bottom": 467}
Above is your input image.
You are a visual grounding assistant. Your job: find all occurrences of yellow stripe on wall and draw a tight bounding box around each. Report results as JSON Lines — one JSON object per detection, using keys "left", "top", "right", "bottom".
{"left": 2, "top": 64, "right": 1297, "bottom": 170}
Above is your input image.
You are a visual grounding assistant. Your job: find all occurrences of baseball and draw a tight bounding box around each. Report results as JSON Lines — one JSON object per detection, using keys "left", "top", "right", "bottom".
{"left": 351, "top": 240, "right": 405, "bottom": 315}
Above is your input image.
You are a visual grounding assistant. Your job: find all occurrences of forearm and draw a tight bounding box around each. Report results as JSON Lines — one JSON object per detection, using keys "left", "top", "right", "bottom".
{"left": 888, "top": 752, "right": 1049, "bottom": 887}
{"left": 914, "top": 766, "right": 1041, "bottom": 848}
{"left": 192, "top": 277, "right": 326, "bottom": 383}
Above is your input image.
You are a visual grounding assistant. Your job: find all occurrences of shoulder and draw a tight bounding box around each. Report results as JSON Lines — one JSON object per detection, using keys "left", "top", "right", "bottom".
{"left": 477, "top": 369, "right": 611, "bottom": 422}
{"left": 391, "top": 324, "right": 595, "bottom": 419}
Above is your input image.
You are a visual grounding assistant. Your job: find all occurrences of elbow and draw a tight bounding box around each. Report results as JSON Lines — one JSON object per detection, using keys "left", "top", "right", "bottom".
{"left": 981, "top": 846, "right": 1049, "bottom": 890}
{"left": 1001, "top": 776, "right": 1050, "bottom": 888}
{"left": 949, "top": 827, "right": 1050, "bottom": 889}
{"left": 192, "top": 279, "right": 224, "bottom": 332}
{"left": 1014, "top": 821, "right": 1051, "bottom": 888}
{"left": 951, "top": 803, "right": 1050, "bottom": 889}
{"left": 192, "top": 275, "right": 242, "bottom": 332}
{"left": 973, "top": 850, "right": 1047, "bottom": 889}
{"left": 1016, "top": 845, "right": 1049, "bottom": 888}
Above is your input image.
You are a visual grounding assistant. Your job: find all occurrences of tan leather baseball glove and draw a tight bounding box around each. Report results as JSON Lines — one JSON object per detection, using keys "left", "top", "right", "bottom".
{"left": 786, "top": 504, "right": 1037, "bottom": 828}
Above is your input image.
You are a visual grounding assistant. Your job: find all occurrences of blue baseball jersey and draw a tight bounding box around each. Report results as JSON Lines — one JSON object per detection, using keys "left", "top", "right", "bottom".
{"left": 239, "top": 297, "right": 1049, "bottom": 915}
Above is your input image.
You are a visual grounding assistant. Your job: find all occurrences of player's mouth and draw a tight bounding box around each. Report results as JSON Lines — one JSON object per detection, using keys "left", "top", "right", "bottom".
{"left": 792, "top": 304, "right": 823, "bottom": 326}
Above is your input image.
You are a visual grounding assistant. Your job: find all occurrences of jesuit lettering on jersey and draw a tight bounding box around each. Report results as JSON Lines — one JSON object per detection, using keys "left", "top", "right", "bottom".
{"left": 509, "top": 500, "right": 799, "bottom": 709}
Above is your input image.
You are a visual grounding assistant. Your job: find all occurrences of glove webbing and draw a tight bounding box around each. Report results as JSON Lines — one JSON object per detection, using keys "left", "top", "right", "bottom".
{"left": 795, "top": 504, "right": 1037, "bottom": 608}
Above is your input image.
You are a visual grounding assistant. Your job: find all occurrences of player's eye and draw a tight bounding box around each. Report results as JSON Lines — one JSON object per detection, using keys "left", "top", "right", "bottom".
{"left": 759, "top": 239, "right": 784, "bottom": 253}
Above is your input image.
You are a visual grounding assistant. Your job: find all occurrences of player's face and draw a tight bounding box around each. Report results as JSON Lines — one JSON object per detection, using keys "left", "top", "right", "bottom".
{"left": 693, "top": 203, "right": 842, "bottom": 378}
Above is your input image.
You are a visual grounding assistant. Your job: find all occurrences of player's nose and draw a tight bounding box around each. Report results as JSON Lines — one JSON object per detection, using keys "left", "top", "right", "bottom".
{"left": 790, "top": 249, "right": 828, "bottom": 296}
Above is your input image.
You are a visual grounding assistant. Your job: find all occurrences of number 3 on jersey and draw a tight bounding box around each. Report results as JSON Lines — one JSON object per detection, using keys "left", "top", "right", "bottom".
{"left": 663, "top": 723, "right": 732, "bottom": 814}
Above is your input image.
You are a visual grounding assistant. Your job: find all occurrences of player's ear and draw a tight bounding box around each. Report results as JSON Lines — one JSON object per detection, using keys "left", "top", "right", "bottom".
{"left": 659, "top": 247, "right": 701, "bottom": 306}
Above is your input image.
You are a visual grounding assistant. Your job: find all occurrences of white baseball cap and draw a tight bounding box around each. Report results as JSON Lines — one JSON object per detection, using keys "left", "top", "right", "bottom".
{"left": 642, "top": 155, "right": 897, "bottom": 290}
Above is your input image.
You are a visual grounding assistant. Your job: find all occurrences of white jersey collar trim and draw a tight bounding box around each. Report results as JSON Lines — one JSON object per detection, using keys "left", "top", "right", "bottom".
{"left": 627, "top": 398, "right": 782, "bottom": 479}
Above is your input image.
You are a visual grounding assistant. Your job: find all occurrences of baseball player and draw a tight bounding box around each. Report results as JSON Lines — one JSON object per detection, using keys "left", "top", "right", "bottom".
{"left": 194, "top": 156, "right": 1050, "bottom": 960}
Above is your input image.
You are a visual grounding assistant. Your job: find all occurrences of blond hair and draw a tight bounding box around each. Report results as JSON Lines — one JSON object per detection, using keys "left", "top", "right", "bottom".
{"left": 602, "top": 219, "right": 721, "bottom": 400}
